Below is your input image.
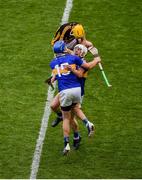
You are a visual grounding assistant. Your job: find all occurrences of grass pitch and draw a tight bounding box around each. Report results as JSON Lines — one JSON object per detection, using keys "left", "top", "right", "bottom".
{"left": 0, "top": 0, "right": 142, "bottom": 179}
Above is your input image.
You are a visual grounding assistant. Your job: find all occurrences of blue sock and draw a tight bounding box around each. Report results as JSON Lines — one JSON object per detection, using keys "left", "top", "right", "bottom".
{"left": 82, "top": 118, "right": 89, "bottom": 126}
{"left": 57, "top": 111, "right": 62, "bottom": 118}
{"left": 74, "top": 132, "right": 79, "bottom": 139}
{"left": 64, "top": 136, "right": 69, "bottom": 147}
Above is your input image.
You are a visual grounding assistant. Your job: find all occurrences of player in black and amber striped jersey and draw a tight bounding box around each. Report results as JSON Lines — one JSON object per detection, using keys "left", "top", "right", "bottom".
{"left": 51, "top": 22, "right": 100, "bottom": 59}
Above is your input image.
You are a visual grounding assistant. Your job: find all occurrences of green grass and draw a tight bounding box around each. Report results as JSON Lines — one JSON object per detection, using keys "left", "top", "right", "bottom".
{"left": 0, "top": 0, "right": 142, "bottom": 179}
{"left": 0, "top": 0, "right": 66, "bottom": 178}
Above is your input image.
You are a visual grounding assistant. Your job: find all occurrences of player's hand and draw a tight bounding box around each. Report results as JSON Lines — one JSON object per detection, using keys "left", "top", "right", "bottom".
{"left": 64, "top": 47, "right": 74, "bottom": 55}
{"left": 64, "top": 47, "right": 68, "bottom": 53}
{"left": 64, "top": 65, "right": 72, "bottom": 71}
{"left": 94, "top": 56, "right": 101, "bottom": 63}
{"left": 45, "top": 76, "right": 52, "bottom": 85}
{"left": 45, "top": 76, "right": 55, "bottom": 90}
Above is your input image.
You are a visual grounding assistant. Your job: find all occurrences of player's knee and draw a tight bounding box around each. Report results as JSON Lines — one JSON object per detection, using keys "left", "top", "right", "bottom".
{"left": 50, "top": 102, "right": 56, "bottom": 111}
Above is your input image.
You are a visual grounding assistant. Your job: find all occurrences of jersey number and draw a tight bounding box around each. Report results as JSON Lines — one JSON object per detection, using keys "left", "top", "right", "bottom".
{"left": 55, "top": 63, "right": 70, "bottom": 77}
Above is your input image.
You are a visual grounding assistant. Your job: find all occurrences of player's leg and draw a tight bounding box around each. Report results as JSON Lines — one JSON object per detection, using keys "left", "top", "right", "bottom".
{"left": 73, "top": 103, "right": 95, "bottom": 137}
{"left": 60, "top": 87, "right": 81, "bottom": 155}
{"left": 62, "top": 109, "right": 71, "bottom": 155}
{"left": 59, "top": 89, "right": 73, "bottom": 155}
{"left": 50, "top": 93, "right": 63, "bottom": 127}
{"left": 70, "top": 111, "right": 81, "bottom": 149}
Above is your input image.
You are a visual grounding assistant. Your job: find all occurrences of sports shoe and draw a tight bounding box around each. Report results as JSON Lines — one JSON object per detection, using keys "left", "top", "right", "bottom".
{"left": 73, "top": 136, "right": 81, "bottom": 150}
{"left": 51, "top": 117, "right": 63, "bottom": 127}
{"left": 87, "top": 122, "right": 95, "bottom": 137}
{"left": 63, "top": 143, "right": 70, "bottom": 155}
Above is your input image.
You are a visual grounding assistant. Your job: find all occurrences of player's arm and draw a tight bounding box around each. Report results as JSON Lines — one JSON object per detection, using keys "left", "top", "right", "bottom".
{"left": 81, "top": 56, "right": 101, "bottom": 69}
{"left": 66, "top": 65, "right": 85, "bottom": 78}
{"left": 79, "top": 38, "right": 100, "bottom": 58}
{"left": 78, "top": 38, "right": 93, "bottom": 48}
{"left": 88, "top": 45, "right": 100, "bottom": 58}
{"left": 64, "top": 47, "right": 74, "bottom": 55}
{"left": 74, "top": 55, "right": 100, "bottom": 70}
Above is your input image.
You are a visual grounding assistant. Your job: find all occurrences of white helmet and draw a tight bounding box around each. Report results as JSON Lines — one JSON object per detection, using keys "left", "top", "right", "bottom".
{"left": 74, "top": 44, "right": 88, "bottom": 57}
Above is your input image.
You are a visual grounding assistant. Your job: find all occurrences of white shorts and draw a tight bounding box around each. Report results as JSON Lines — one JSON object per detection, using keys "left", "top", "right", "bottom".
{"left": 59, "top": 87, "right": 81, "bottom": 110}
{"left": 80, "top": 95, "right": 84, "bottom": 104}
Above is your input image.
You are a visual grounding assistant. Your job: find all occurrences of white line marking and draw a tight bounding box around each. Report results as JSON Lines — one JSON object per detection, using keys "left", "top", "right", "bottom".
{"left": 61, "top": 0, "right": 73, "bottom": 25}
{"left": 30, "top": 0, "right": 73, "bottom": 179}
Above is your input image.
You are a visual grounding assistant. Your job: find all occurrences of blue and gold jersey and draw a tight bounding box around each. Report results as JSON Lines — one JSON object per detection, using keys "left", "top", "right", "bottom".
{"left": 50, "top": 54, "right": 84, "bottom": 92}
{"left": 79, "top": 59, "right": 88, "bottom": 96}
{"left": 79, "top": 73, "right": 88, "bottom": 96}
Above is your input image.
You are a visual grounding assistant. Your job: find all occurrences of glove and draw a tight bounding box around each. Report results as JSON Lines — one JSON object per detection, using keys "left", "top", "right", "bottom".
{"left": 45, "top": 76, "right": 52, "bottom": 85}
{"left": 45, "top": 76, "right": 54, "bottom": 90}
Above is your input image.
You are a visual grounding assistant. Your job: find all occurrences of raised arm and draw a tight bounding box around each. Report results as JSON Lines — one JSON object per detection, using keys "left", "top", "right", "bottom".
{"left": 81, "top": 56, "right": 101, "bottom": 70}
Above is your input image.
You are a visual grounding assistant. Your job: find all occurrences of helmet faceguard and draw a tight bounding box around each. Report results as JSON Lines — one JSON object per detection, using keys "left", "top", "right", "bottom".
{"left": 74, "top": 44, "right": 88, "bottom": 57}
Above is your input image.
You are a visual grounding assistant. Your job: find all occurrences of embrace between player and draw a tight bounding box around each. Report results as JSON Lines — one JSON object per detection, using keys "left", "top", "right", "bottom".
{"left": 48, "top": 22, "right": 102, "bottom": 155}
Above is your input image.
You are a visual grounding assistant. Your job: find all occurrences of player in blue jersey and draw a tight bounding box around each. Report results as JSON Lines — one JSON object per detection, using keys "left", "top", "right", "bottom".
{"left": 50, "top": 41, "right": 100, "bottom": 155}
{"left": 50, "top": 44, "right": 95, "bottom": 138}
